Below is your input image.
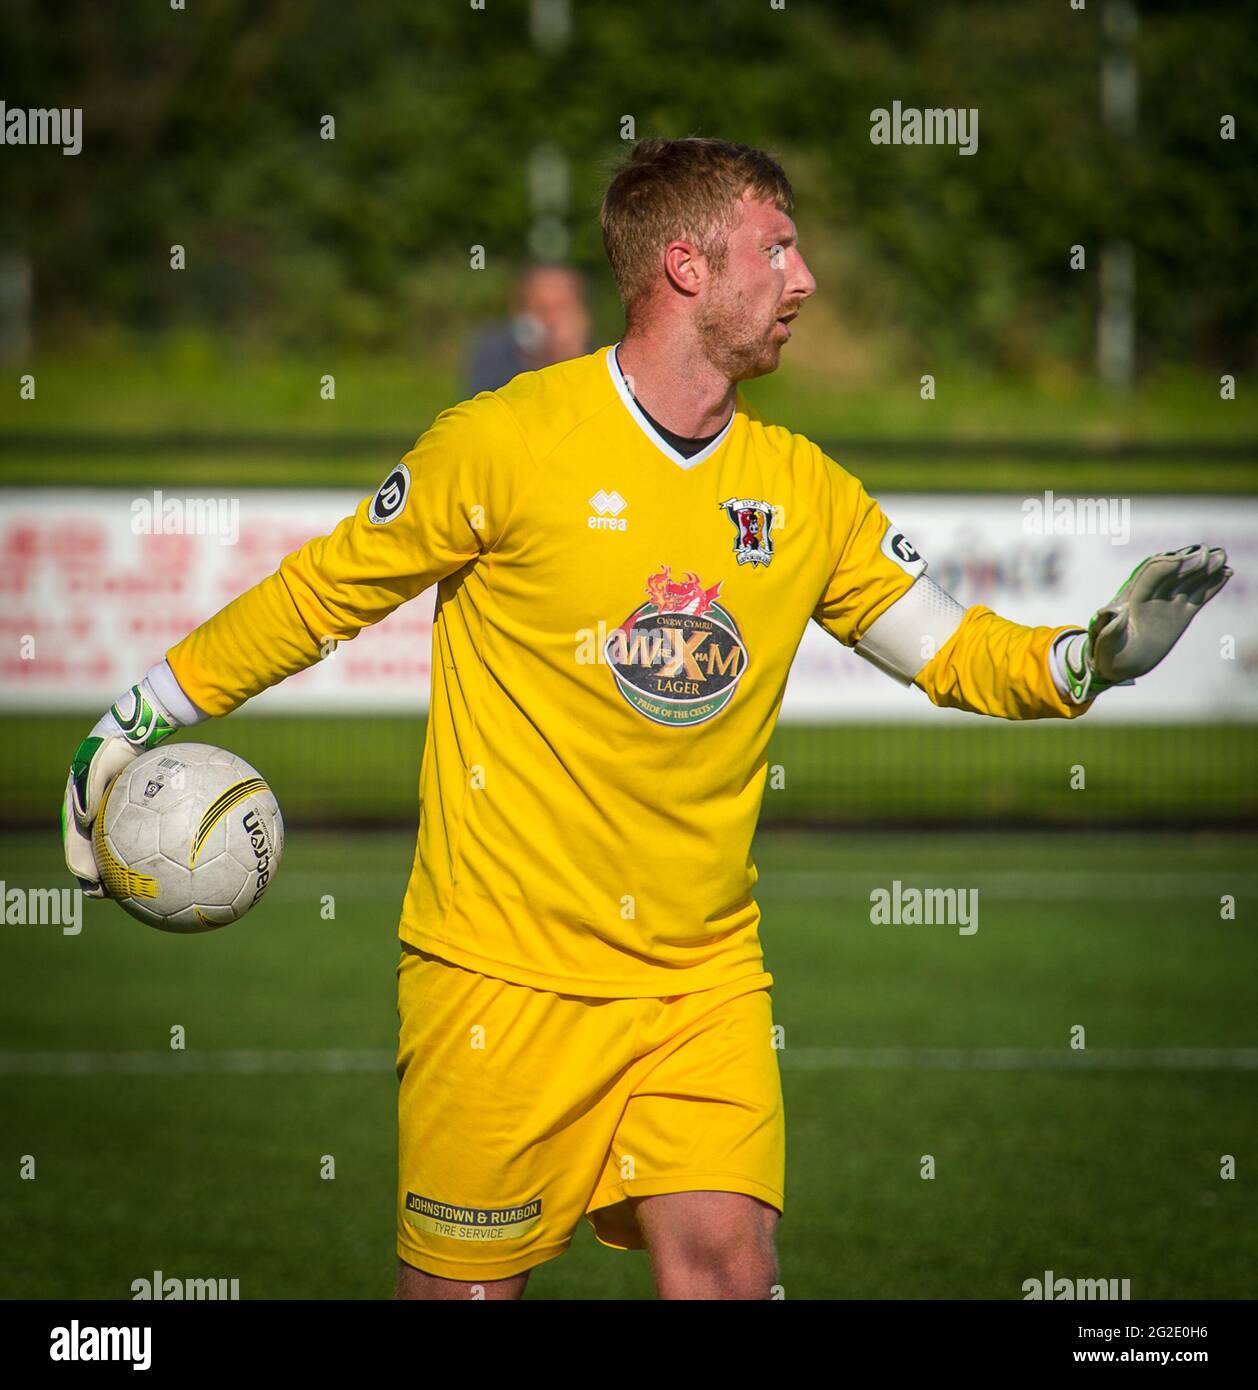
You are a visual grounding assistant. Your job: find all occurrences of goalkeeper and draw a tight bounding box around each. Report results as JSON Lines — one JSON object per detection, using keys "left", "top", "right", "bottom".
{"left": 62, "top": 137, "right": 1232, "bottom": 1302}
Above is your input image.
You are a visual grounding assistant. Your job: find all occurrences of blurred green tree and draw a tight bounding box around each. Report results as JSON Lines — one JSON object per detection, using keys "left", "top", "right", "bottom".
{"left": 0, "top": 0, "right": 1253, "bottom": 372}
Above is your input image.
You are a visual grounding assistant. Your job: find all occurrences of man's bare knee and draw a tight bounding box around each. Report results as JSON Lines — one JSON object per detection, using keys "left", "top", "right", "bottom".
{"left": 394, "top": 1259, "right": 529, "bottom": 1301}
{"left": 634, "top": 1191, "right": 780, "bottom": 1300}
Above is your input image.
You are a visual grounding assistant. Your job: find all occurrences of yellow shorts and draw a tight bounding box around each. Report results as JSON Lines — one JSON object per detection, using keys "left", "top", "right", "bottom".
{"left": 396, "top": 943, "right": 784, "bottom": 1282}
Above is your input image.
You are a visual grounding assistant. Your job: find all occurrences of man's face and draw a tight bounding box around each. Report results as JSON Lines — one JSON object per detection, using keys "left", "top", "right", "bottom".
{"left": 694, "top": 192, "right": 816, "bottom": 381}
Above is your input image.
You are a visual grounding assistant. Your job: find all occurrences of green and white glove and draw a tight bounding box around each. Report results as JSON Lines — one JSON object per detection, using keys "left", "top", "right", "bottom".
{"left": 62, "top": 661, "right": 205, "bottom": 895}
{"left": 1053, "top": 544, "right": 1232, "bottom": 705}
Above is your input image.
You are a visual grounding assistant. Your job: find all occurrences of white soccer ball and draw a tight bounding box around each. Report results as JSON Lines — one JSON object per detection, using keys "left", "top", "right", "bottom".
{"left": 92, "top": 743, "right": 284, "bottom": 933}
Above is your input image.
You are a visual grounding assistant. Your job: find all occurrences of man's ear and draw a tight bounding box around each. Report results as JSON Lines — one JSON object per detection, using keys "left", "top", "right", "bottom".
{"left": 662, "top": 239, "right": 704, "bottom": 297}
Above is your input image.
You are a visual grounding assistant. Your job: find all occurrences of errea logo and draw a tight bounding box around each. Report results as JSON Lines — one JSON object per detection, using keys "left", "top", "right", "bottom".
{"left": 588, "top": 490, "right": 628, "bottom": 531}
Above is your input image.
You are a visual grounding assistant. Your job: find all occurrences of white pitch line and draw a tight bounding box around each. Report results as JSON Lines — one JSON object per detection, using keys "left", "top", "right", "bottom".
{"left": 763, "top": 871, "right": 1258, "bottom": 900}
{"left": 0, "top": 1048, "right": 395, "bottom": 1076}
{"left": 0, "top": 1047, "right": 1256, "bottom": 1076}
{"left": 782, "top": 1047, "right": 1258, "bottom": 1071}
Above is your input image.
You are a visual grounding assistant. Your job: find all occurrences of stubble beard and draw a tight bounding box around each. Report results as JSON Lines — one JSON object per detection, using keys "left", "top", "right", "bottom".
{"left": 694, "top": 280, "right": 782, "bottom": 383}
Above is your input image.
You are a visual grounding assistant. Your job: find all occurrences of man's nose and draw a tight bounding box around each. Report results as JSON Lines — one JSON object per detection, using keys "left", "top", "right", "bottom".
{"left": 790, "top": 251, "right": 817, "bottom": 300}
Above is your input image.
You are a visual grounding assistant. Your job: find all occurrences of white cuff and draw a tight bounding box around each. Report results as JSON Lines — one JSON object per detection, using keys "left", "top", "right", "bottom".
{"left": 1049, "top": 631, "right": 1088, "bottom": 702}
{"left": 95, "top": 660, "right": 207, "bottom": 738}
{"left": 144, "top": 659, "right": 207, "bottom": 726}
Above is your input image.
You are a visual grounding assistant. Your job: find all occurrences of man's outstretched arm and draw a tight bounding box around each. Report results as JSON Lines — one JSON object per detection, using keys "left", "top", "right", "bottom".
{"left": 63, "top": 394, "right": 529, "bottom": 892}
{"left": 853, "top": 545, "right": 1233, "bottom": 720}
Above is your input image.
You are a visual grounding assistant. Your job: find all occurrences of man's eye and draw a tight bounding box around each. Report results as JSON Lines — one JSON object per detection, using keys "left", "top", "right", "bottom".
{"left": 768, "top": 244, "right": 786, "bottom": 267}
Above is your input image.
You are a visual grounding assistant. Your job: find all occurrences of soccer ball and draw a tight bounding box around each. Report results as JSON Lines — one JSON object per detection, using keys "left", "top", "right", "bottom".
{"left": 92, "top": 743, "right": 283, "bottom": 932}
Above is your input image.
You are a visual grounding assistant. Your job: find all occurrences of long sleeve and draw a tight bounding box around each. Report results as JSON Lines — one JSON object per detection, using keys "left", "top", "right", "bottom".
{"left": 914, "top": 604, "right": 1093, "bottom": 720}
{"left": 166, "top": 394, "right": 528, "bottom": 717}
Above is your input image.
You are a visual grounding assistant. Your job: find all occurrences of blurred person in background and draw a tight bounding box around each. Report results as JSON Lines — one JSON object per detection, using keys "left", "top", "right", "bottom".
{"left": 465, "top": 262, "right": 592, "bottom": 394}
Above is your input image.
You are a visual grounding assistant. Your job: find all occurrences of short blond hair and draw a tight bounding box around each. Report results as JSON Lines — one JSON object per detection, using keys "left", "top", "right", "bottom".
{"left": 600, "top": 138, "right": 794, "bottom": 316}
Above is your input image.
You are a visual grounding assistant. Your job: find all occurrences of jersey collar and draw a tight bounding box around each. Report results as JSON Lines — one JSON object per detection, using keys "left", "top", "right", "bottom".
{"left": 604, "top": 344, "right": 735, "bottom": 471}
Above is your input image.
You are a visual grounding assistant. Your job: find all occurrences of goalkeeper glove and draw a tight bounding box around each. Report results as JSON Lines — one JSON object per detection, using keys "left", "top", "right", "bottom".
{"left": 62, "top": 661, "right": 205, "bottom": 895}
{"left": 1053, "top": 544, "right": 1232, "bottom": 705}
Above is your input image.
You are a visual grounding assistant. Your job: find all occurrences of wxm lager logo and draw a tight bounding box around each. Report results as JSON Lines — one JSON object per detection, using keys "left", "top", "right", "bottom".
{"left": 605, "top": 566, "right": 748, "bottom": 726}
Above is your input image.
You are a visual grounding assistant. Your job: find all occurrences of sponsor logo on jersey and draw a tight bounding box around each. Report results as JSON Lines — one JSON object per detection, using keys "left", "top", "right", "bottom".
{"left": 880, "top": 523, "right": 927, "bottom": 577}
{"left": 719, "top": 496, "right": 775, "bottom": 567}
{"left": 605, "top": 565, "right": 748, "bottom": 726}
{"left": 588, "top": 488, "right": 628, "bottom": 531}
{"left": 368, "top": 463, "right": 411, "bottom": 524}
{"left": 404, "top": 1191, "right": 543, "bottom": 1241}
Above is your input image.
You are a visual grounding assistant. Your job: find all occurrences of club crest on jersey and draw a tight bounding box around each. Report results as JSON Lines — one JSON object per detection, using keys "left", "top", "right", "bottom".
{"left": 604, "top": 565, "right": 748, "bottom": 727}
{"left": 719, "top": 497, "right": 775, "bottom": 567}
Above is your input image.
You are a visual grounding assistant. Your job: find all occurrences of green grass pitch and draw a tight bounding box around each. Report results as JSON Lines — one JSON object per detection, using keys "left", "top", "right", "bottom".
{"left": 1, "top": 827, "right": 1254, "bottom": 1299}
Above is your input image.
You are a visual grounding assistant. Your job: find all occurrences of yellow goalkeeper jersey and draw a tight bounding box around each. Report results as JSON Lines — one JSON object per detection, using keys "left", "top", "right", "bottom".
{"left": 167, "top": 346, "right": 1084, "bottom": 996}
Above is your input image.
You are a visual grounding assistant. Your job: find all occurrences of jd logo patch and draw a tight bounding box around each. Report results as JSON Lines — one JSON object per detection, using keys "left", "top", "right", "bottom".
{"left": 880, "top": 523, "right": 927, "bottom": 577}
{"left": 369, "top": 463, "right": 411, "bottom": 525}
{"left": 605, "top": 565, "right": 748, "bottom": 726}
{"left": 719, "top": 496, "right": 775, "bottom": 567}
